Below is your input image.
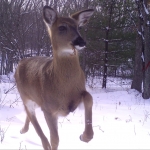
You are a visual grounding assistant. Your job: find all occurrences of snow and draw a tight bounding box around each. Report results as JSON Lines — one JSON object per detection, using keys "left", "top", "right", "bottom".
{"left": 0, "top": 76, "right": 150, "bottom": 149}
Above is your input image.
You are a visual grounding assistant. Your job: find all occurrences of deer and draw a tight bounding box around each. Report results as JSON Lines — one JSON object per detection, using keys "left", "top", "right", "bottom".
{"left": 14, "top": 6, "right": 94, "bottom": 150}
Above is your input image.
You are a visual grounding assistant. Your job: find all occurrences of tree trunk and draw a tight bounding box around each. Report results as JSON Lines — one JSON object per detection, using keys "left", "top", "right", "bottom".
{"left": 102, "top": 31, "right": 108, "bottom": 88}
{"left": 142, "top": 0, "right": 150, "bottom": 99}
{"left": 102, "top": 1, "right": 114, "bottom": 88}
{"left": 131, "top": 34, "right": 143, "bottom": 92}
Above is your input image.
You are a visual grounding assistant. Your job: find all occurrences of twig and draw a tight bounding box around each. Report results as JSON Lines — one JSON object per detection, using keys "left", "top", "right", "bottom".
{"left": 4, "top": 84, "right": 16, "bottom": 94}
{"left": 126, "top": 115, "right": 132, "bottom": 123}
{"left": 19, "top": 141, "right": 27, "bottom": 150}
{"left": 93, "top": 125, "right": 104, "bottom": 133}
{"left": 142, "top": 110, "right": 150, "bottom": 126}
{"left": 134, "top": 124, "right": 136, "bottom": 135}
{"left": 0, "top": 123, "right": 10, "bottom": 143}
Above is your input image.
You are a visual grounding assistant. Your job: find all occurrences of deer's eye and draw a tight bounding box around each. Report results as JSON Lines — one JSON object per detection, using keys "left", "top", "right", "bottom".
{"left": 58, "top": 26, "right": 67, "bottom": 32}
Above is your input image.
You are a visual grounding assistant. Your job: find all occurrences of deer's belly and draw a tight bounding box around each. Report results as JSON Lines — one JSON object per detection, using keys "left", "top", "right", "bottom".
{"left": 55, "top": 98, "right": 82, "bottom": 116}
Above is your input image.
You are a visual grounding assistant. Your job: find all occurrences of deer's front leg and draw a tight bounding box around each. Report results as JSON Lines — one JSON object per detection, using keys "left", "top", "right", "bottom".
{"left": 80, "top": 91, "right": 94, "bottom": 142}
{"left": 43, "top": 110, "right": 59, "bottom": 150}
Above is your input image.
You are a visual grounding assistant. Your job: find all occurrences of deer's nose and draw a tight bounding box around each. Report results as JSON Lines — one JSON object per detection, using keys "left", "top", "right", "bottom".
{"left": 72, "top": 36, "right": 86, "bottom": 47}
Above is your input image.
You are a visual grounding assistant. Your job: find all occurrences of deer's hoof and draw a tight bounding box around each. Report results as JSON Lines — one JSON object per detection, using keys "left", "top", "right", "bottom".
{"left": 20, "top": 128, "right": 28, "bottom": 134}
{"left": 80, "top": 133, "right": 93, "bottom": 143}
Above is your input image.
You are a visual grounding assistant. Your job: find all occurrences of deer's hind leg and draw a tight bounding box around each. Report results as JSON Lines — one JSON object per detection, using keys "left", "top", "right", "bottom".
{"left": 23, "top": 100, "right": 51, "bottom": 150}
{"left": 80, "top": 91, "right": 94, "bottom": 142}
{"left": 20, "top": 116, "right": 30, "bottom": 134}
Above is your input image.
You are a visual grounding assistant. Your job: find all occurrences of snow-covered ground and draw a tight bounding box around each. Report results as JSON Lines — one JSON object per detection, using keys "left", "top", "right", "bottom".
{"left": 0, "top": 74, "right": 150, "bottom": 149}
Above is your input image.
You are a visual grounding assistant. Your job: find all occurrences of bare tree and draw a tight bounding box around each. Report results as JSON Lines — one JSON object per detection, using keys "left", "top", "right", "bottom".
{"left": 0, "top": 0, "right": 52, "bottom": 75}
{"left": 142, "top": 0, "right": 150, "bottom": 99}
{"left": 132, "top": 0, "right": 150, "bottom": 99}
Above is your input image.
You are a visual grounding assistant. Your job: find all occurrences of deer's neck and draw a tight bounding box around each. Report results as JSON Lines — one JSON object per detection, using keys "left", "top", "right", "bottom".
{"left": 52, "top": 53, "right": 81, "bottom": 80}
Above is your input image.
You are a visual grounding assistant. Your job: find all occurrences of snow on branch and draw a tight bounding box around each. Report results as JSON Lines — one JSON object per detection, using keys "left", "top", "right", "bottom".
{"left": 142, "top": 0, "right": 149, "bottom": 15}
{"left": 106, "top": 27, "right": 110, "bottom": 30}
{"left": 141, "top": 52, "right": 145, "bottom": 62}
{"left": 3, "top": 47, "right": 14, "bottom": 52}
{"left": 138, "top": 31, "right": 145, "bottom": 40}
{"left": 101, "top": 38, "right": 121, "bottom": 43}
{"left": 140, "top": 13, "right": 143, "bottom": 19}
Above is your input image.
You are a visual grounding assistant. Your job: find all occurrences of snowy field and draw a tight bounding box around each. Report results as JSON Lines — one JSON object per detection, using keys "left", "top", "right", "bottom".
{"left": 0, "top": 74, "right": 150, "bottom": 149}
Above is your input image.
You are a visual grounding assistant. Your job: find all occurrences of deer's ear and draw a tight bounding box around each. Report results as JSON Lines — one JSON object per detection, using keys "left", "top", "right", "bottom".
{"left": 43, "top": 6, "right": 57, "bottom": 26}
{"left": 71, "top": 9, "right": 94, "bottom": 27}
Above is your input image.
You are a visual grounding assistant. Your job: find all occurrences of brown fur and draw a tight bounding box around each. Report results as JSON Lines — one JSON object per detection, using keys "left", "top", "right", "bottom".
{"left": 15, "top": 6, "right": 94, "bottom": 150}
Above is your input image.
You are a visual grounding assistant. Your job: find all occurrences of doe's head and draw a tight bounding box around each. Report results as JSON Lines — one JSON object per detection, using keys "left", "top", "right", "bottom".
{"left": 43, "top": 6, "right": 94, "bottom": 56}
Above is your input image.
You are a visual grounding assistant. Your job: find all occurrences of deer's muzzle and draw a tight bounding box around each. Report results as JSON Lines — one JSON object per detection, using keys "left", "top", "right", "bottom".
{"left": 72, "top": 36, "right": 86, "bottom": 50}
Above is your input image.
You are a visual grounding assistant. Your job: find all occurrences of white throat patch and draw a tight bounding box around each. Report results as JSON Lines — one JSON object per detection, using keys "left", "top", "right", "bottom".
{"left": 58, "top": 45, "right": 85, "bottom": 56}
{"left": 59, "top": 48, "right": 76, "bottom": 56}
